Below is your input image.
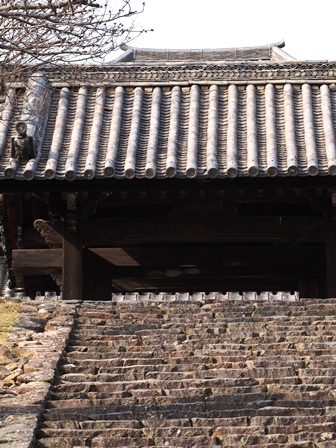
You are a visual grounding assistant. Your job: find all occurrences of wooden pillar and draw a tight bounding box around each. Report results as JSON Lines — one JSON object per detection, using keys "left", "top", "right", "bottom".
{"left": 326, "top": 219, "right": 336, "bottom": 298}
{"left": 62, "top": 215, "right": 82, "bottom": 300}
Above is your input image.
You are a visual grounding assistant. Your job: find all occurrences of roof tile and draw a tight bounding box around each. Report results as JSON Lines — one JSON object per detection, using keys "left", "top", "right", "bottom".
{"left": 1, "top": 80, "right": 336, "bottom": 180}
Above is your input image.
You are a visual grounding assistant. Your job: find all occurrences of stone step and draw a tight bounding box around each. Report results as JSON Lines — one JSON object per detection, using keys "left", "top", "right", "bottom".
{"left": 41, "top": 403, "right": 332, "bottom": 422}
{"left": 78, "top": 334, "right": 336, "bottom": 347}
{"left": 43, "top": 417, "right": 318, "bottom": 439}
{"left": 36, "top": 427, "right": 145, "bottom": 438}
{"left": 240, "top": 445, "right": 324, "bottom": 448}
{"left": 297, "top": 367, "right": 336, "bottom": 377}
{"left": 41, "top": 409, "right": 204, "bottom": 423}
{"left": 58, "top": 360, "right": 308, "bottom": 376}
{"left": 50, "top": 385, "right": 267, "bottom": 401}
{"left": 48, "top": 382, "right": 334, "bottom": 401}
{"left": 89, "top": 435, "right": 214, "bottom": 447}
{"left": 58, "top": 367, "right": 243, "bottom": 380}
{"left": 266, "top": 422, "right": 336, "bottom": 434}
{"left": 63, "top": 351, "right": 327, "bottom": 371}
{"left": 73, "top": 322, "right": 336, "bottom": 337}
{"left": 40, "top": 418, "right": 191, "bottom": 430}
{"left": 75, "top": 312, "right": 336, "bottom": 323}
{"left": 193, "top": 415, "right": 336, "bottom": 427}
{"left": 212, "top": 432, "right": 336, "bottom": 445}
{"left": 64, "top": 347, "right": 311, "bottom": 361}
{"left": 56, "top": 376, "right": 262, "bottom": 389}
{"left": 100, "top": 310, "right": 336, "bottom": 321}
{"left": 61, "top": 356, "right": 307, "bottom": 371}
{"left": 35, "top": 436, "right": 155, "bottom": 447}
{"left": 206, "top": 405, "right": 336, "bottom": 418}
{"left": 65, "top": 345, "right": 297, "bottom": 358}
{"left": 70, "top": 322, "right": 336, "bottom": 336}
{"left": 45, "top": 392, "right": 271, "bottom": 410}
{"left": 56, "top": 365, "right": 336, "bottom": 385}
{"left": 37, "top": 425, "right": 216, "bottom": 439}
{"left": 69, "top": 336, "right": 336, "bottom": 350}
{"left": 269, "top": 390, "right": 336, "bottom": 401}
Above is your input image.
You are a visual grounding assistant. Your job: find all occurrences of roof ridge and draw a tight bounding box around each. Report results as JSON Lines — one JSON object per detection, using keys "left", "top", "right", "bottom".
{"left": 120, "top": 39, "right": 286, "bottom": 53}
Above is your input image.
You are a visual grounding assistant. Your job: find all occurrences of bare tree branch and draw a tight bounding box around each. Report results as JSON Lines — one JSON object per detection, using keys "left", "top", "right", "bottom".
{"left": 0, "top": 0, "right": 150, "bottom": 67}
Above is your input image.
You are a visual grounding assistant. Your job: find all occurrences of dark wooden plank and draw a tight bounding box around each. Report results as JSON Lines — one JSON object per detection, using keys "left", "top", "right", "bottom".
{"left": 327, "top": 220, "right": 336, "bottom": 298}
{"left": 1, "top": 175, "right": 336, "bottom": 194}
{"left": 23, "top": 216, "right": 326, "bottom": 247}
{"left": 11, "top": 245, "right": 325, "bottom": 273}
{"left": 88, "top": 245, "right": 325, "bottom": 268}
{"left": 82, "top": 271, "right": 111, "bottom": 301}
{"left": 62, "top": 229, "right": 82, "bottom": 300}
{"left": 97, "top": 265, "right": 321, "bottom": 278}
{"left": 12, "top": 249, "right": 62, "bottom": 276}
{"left": 82, "top": 216, "right": 326, "bottom": 245}
{"left": 5, "top": 194, "right": 22, "bottom": 250}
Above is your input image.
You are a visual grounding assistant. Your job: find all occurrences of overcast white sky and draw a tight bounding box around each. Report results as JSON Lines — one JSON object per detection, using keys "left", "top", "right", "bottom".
{"left": 122, "top": 0, "right": 336, "bottom": 61}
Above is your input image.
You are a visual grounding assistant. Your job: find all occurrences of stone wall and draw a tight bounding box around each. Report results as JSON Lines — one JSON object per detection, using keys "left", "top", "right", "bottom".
{"left": 0, "top": 299, "right": 77, "bottom": 448}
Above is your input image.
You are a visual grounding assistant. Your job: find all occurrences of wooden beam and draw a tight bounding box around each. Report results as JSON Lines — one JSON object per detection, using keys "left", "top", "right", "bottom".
{"left": 12, "top": 248, "right": 62, "bottom": 276}
{"left": 82, "top": 216, "right": 325, "bottom": 245}
{"left": 62, "top": 227, "right": 82, "bottom": 300}
{"left": 11, "top": 244, "right": 323, "bottom": 297}
{"left": 88, "top": 245, "right": 325, "bottom": 268}
{"left": 326, "top": 220, "right": 336, "bottom": 298}
{"left": 97, "top": 265, "right": 321, "bottom": 278}
{"left": 11, "top": 245, "right": 325, "bottom": 274}
{"left": 24, "top": 216, "right": 326, "bottom": 247}
{"left": 0, "top": 175, "right": 336, "bottom": 194}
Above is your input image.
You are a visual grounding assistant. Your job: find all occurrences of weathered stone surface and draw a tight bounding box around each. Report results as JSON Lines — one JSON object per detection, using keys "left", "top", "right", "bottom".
{"left": 3, "top": 369, "right": 23, "bottom": 383}
{"left": 0, "top": 299, "right": 75, "bottom": 448}
{"left": 23, "top": 359, "right": 57, "bottom": 374}
{"left": 45, "top": 316, "right": 73, "bottom": 331}
{"left": 0, "top": 367, "right": 14, "bottom": 380}
{"left": 13, "top": 317, "right": 47, "bottom": 332}
{"left": 17, "top": 369, "right": 55, "bottom": 384}
{"left": 10, "top": 381, "right": 50, "bottom": 396}
{"left": 0, "top": 347, "right": 18, "bottom": 361}
{"left": 0, "top": 415, "right": 37, "bottom": 447}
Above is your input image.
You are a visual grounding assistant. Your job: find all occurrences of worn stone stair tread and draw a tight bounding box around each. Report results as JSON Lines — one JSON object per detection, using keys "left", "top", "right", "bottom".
{"left": 205, "top": 405, "right": 336, "bottom": 418}
{"left": 250, "top": 415, "right": 336, "bottom": 425}
{"left": 59, "top": 368, "right": 266, "bottom": 381}
{"left": 41, "top": 405, "right": 332, "bottom": 423}
{"left": 55, "top": 376, "right": 263, "bottom": 390}
{"left": 35, "top": 436, "right": 155, "bottom": 447}
{"left": 48, "top": 385, "right": 268, "bottom": 401}
{"left": 60, "top": 360, "right": 249, "bottom": 373}
{"left": 44, "top": 393, "right": 276, "bottom": 410}
{"left": 45, "top": 394, "right": 208, "bottom": 409}
{"left": 91, "top": 435, "right": 215, "bottom": 448}
{"left": 37, "top": 426, "right": 216, "bottom": 439}
{"left": 37, "top": 428, "right": 145, "bottom": 438}
{"left": 50, "top": 383, "right": 335, "bottom": 407}
{"left": 40, "top": 419, "right": 143, "bottom": 429}
{"left": 62, "top": 354, "right": 315, "bottom": 369}
{"left": 41, "top": 418, "right": 197, "bottom": 429}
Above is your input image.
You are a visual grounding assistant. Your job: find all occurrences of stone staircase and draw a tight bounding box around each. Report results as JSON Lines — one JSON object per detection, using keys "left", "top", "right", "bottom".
{"left": 35, "top": 299, "right": 336, "bottom": 447}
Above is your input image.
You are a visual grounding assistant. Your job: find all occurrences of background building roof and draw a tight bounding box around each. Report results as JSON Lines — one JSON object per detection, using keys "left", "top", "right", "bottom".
{"left": 115, "top": 40, "right": 295, "bottom": 64}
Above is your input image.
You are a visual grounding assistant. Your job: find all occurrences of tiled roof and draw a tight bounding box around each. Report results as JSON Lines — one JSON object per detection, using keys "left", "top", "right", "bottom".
{"left": 116, "top": 40, "right": 295, "bottom": 63}
{"left": 2, "top": 73, "right": 336, "bottom": 181}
